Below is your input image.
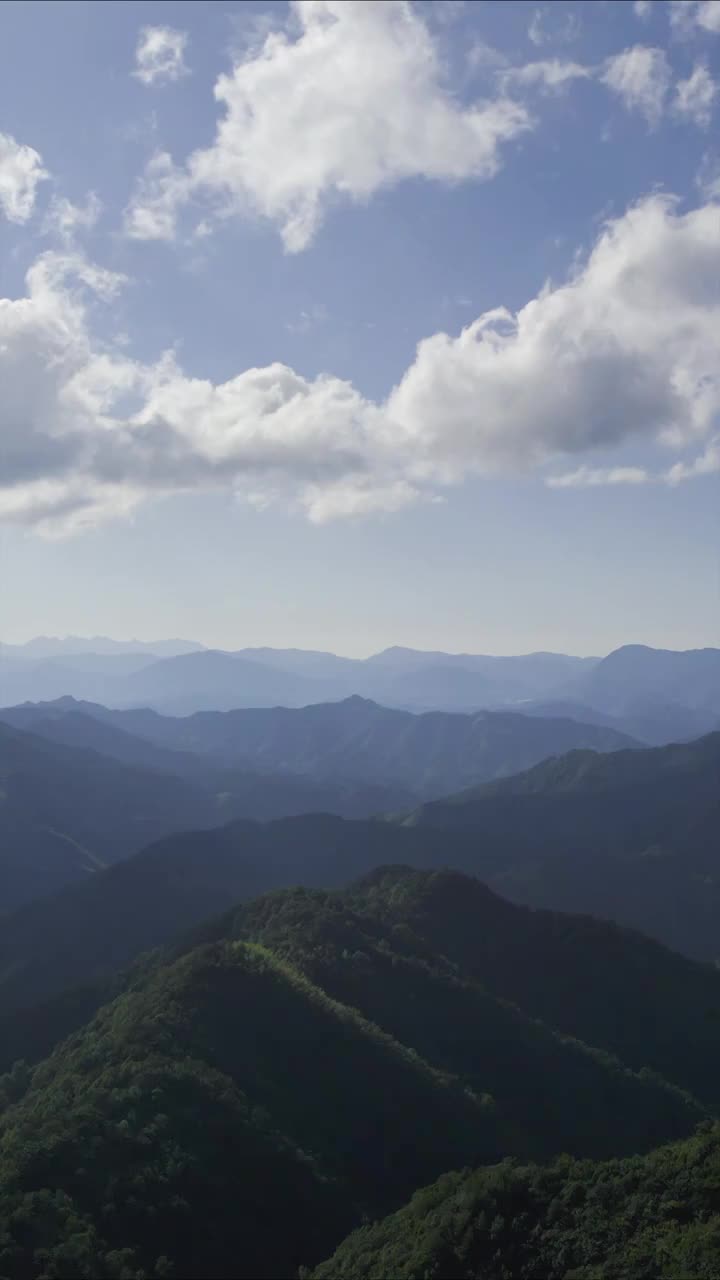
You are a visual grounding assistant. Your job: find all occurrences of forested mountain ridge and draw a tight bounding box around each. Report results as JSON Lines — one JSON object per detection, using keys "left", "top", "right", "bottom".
{"left": 0, "top": 717, "right": 415, "bottom": 911}
{"left": 0, "top": 867, "right": 711, "bottom": 1279}
{"left": 4, "top": 861, "right": 720, "bottom": 1113}
{"left": 403, "top": 732, "right": 720, "bottom": 959}
{"left": 8, "top": 694, "right": 637, "bottom": 796}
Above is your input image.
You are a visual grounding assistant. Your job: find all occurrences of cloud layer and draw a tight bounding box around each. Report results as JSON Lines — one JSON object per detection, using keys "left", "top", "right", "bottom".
{"left": 2, "top": 194, "right": 720, "bottom": 534}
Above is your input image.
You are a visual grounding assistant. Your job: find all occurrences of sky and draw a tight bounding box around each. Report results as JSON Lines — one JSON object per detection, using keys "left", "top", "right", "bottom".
{"left": 0, "top": 0, "right": 719, "bottom": 657}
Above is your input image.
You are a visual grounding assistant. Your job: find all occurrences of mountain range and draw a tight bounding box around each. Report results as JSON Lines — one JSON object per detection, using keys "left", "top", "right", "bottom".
{"left": 0, "top": 724, "right": 718, "bottom": 1051}
{"left": 1, "top": 641, "right": 720, "bottom": 1277}
{"left": 3, "top": 639, "right": 720, "bottom": 741}
{"left": 0, "top": 693, "right": 636, "bottom": 791}
{"left": 0, "top": 693, "right": 636, "bottom": 914}
{"left": 0, "top": 716, "right": 418, "bottom": 914}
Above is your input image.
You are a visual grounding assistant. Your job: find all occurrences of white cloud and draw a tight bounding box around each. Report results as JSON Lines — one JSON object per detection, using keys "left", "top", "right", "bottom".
{"left": 125, "top": 0, "right": 532, "bottom": 251}
{"left": 44, "top": 192, "right": 102, "bottom": 242}
{"left": 3, "top": 195, "right": 720, "bottom": 534}
{"left": 387, "top": 196, "right": 720, "bottom": 484}
{"left": 697, "top": 0, "right": 720, "bottom": 30}
{"left": 673, "top": 63, "right": 717, "bottom": 126}
{"left": 671, "top": 1, "right": 720, "bottom": 33}
{"left": 501, "top": 59, "right": 592, "bottom": 94}
{"left": 124, "top": 151, "right": 189, "bottom": 240}
{"left": 601, "top": 46, "right": 671, "bottom": 125}
{"left": 0, "top": 132, "right": 48, "bottom": 223}
{"left": 634, "top": 0, "right": 652, "bottom": 17}
{"left": 301, "top": 477, "right": 426, "bottom": 523}
{"left": 547, "top": 465, "right": 651, "bottom": 488}
{"left": 133, "top": 26, "right": 189, "bottom": 86}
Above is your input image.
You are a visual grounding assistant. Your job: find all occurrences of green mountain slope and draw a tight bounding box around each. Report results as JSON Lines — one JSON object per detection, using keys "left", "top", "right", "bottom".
{"left": 0, "top": 868, "right": 711, "bottom": 1279}
{"left": 3, "top": 820, "right": 720, "bottom": 1116}
{"left": 403, "top": 733, "right": 720, "bottom": 959}
{"left": 310, "top": 1124, "right": 720, "bottom": 1280}
{"left": 0, "top": 940, "right": 503, "bottom": 1279}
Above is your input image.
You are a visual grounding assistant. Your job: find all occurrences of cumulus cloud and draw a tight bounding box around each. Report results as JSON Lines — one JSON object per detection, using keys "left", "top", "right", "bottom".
{"left": 634, "top": 1, "right": 652, "bottom": 17}
{"left": 501, "top": 59, "right": 592, "bottom": 94}
{"left": 125, "top": 0, "right": 531, "bottom": 251}
{"left": 3, "top": 195, "right": 720, "bottom": 534}
{"left": 601, "top": 46, "right": 671, "bottom": 125}
{"left": 133, "top": 26, "right": 189, "bottom": 86}
{"left": 673, "top": 63, "right": 717, "bottom": 126}
{"left": 386, "top": 197, "right": 720, "bottom": 484}
{"left": 0, "top": 131, "right": 48, "bottom": 223}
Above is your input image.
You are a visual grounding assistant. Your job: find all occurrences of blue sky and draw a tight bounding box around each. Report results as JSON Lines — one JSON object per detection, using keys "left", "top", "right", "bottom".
{"left": 0, "top": 0, "right": 719, "bottom": 655}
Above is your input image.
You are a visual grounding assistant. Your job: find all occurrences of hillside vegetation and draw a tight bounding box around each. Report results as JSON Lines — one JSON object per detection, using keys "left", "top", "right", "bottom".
{"left": 0, "top": 867, "right": 716, "bottom": 1277}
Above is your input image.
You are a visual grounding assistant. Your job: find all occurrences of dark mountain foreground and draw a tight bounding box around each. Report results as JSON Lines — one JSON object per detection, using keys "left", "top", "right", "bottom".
{"left": 0, "top": 867, "right": 715, "bottom": 1279}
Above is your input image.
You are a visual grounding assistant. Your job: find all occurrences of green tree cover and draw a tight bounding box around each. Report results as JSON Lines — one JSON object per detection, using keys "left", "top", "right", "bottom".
{"left": 0, "top": 939, "right": 501, "bottom": 1278}
{"left": 0, "top": 868, "right": 716, "bottom": 1277}
{"left": 310, "top": 1124, "right": 720, "bottom": 1279}
{"left": 185, "top": 878, "right": 704, "bottom": 1159}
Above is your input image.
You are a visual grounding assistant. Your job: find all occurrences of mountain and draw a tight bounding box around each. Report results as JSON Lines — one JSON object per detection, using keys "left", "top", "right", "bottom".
{"left": 0, "top": 720, "right": 414, "bottom": 913}
{"left": 0, "top": 935, "right": 501, "bottom": 1280}
{"left": 64, "top": 695, "right": 638, "bottom": 796}
{"left": 4, "top": 843, "right": 720, "bottom": 1121}
{"left": 0, "top": 721, "right": 224, "bottom": 912}
{"left": 310, "top": 1123, "right": 720, "bottom": 1280}
{"left": 365, "top": 647, "right": 598, "bottom": 706}
{"left": 120, "top": 649, "right": 325, "bottom": 714}
{"left": 2, "top": 641, "right": 604, "bottom": 714}
{"left": 515, "top": 696, "right": 720, "bottom": 746}
{"left": 0, "top": 699, "right": 210, "bottom": 776}
{"left": 0, "top": 866, "right": 713, "bottom": 1279}
{"left": 4, "top": 640, "right": 719, "bottom": 725}
{"left": 567, "top": 643, "right": 720, "bottom": 718}
{"left": 405, "top": 732, "right": 720, "bottom": 960}
{"left": 0, "top": 653, "right": 161, "bottom": 706}
{"left": 0, "top": 635, "right": 204, "bottom": 658}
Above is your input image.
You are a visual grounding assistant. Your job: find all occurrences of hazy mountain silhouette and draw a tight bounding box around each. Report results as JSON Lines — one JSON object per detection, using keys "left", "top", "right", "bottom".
{"left": 3, "top": 640, "right": 720, "bottom": 732}
{"left": 0, "top": 719, "right": 415, "bottom": 912}
{"left": 50, "top": 694, "right": 637, "bottom": 794}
